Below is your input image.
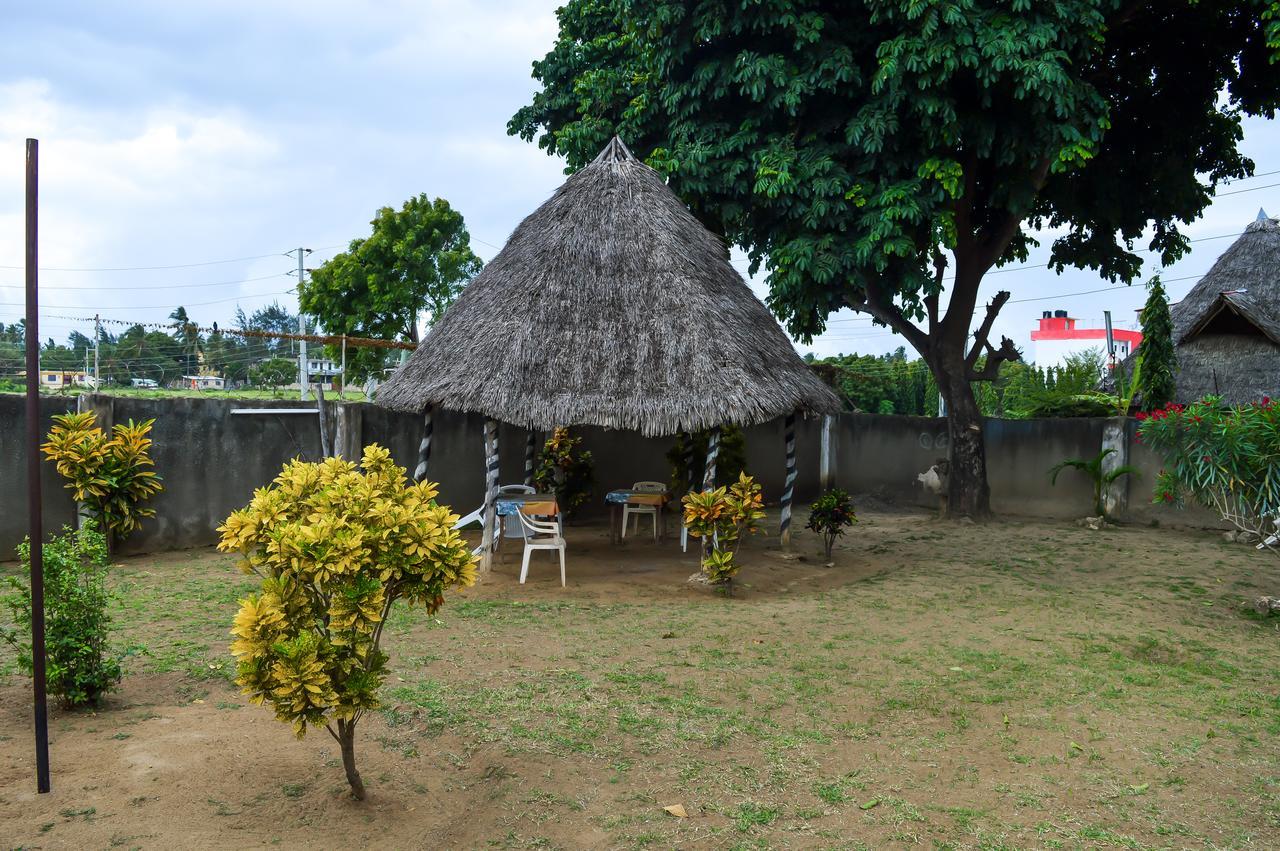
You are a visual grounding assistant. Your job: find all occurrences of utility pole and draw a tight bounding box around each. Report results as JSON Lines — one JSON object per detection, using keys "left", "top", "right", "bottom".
{"left": 295, "top": 247, "right": 309, "bottom": 401}
{"left": 93, "top": 314, "right": 100, "bottom": 389}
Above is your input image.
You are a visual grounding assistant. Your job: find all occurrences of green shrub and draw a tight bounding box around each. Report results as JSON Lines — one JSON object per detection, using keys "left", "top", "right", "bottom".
{"left": 682, "top": 473, "right": 764, "bottom": 589}
{"left": 1048, "top": 448, "right": 1137, "bottom": 519}
{"left": 1137, "top": 397, "right": 1280, "bottom": 544}
{"left": 533, "top": 427, "right": 595, "bottom": 518}
{"left": 41, "top": 411, "right": 164, "bottom": 546}
{"left": 806, "top": 489, "right": 857, "bottom": 559}
{"left": 2, "top": 527, "right": 123, "bottom": 708}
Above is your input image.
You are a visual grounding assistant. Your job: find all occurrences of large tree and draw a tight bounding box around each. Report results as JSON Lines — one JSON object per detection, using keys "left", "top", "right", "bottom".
{"left": 510, "top": 0, "right": 1278, "bottom": 517}
{"left": 300, "top": 195, "right": 483, "bottom": 381}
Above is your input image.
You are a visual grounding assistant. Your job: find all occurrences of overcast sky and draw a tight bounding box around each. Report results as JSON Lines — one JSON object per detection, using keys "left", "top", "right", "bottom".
{"left": 2, "top": 1, "right": 1277, "bottom": 362}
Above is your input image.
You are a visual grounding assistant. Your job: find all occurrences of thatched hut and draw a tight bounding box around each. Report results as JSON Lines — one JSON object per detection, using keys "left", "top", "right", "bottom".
{"left": 377, "top": 137, "right": 839, "bottom": 566}
{"left": 1170, "top": 213, "right": 1280, "bottom": 403}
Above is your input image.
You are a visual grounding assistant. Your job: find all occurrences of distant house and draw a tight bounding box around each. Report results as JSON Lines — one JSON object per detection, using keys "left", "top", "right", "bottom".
{"left": 304, "top": 358, "right": 342, "bottom": 380}
{"left": 24, "top": 369, "right": 92, "bottom": 388}
{"left": 182, "top": 374, "right": 226, "bottom": 391}
{"left": 1169, "top": 211, "right": 1280, "bottom": 403}
{"left": 1031, "top": 310, "right": 1142, "bottom": 370}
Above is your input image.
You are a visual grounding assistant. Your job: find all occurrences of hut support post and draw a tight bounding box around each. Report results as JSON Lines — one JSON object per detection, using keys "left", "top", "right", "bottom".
{"left": 480, "top": 418, "right": 499, "bottom": 574}
{"left": 700, "top": 427, "right": 721, "bottom": 561}
{"left": 702, "top": 427, "right": 721, "bottom": 491}
{"left": 413, "top": 406, "right": 433, "bottom": 483}
{"left": 524, "top": 430, "right": 537, "bottom": 487}
{"left": 779, "top": 412, "right": 797, "bottom": 548}
{"left": 819, "top": 415, "right": 835, "bottom": 492}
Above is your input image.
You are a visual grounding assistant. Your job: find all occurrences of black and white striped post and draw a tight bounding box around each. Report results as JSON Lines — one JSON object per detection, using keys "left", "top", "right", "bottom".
{"left": 523, "top": 430, "right": 537, "bottom": 487}
{"left": 683, "top": 433, "right": 697, "bottom": 496}
{"left": 413, "top": 405, "right": 433, "bottom": 483}
{"left": 702, "top": 426, "right": 721, "bottom": 491}
{"left": 481, "top": 418, "right": 500, "bottom": 572}
{"left": 699, "top": 427, "right": 721, "bottom": 561}
{"left": 779, "top": 412, "right": 797, "bottom": 547}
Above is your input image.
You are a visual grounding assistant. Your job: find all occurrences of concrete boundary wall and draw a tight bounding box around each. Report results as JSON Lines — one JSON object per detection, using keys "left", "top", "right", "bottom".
{"left": 0, "top": 395, "right": 1213, "bottom": 558}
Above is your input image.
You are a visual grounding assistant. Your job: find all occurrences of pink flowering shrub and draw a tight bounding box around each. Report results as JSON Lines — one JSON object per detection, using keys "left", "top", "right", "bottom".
{"left": 1136, "top": 397, "right": 1279, "bottom": 544}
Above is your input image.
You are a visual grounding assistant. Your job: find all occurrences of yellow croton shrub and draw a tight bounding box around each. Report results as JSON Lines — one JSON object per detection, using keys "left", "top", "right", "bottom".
{"left": 682, "top": 472, "right": 765, "bottom": 588}
{"left": 217, "top": 444, "right": 476, "bottom": 800}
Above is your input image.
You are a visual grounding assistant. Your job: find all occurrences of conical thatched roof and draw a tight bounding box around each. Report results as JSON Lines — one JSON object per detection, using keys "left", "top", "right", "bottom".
{"left": 1169, "top": 216, "right": 1280, "bottom": 403}
{"left": 376, "top": 137, "right": 840, "bottom": 436}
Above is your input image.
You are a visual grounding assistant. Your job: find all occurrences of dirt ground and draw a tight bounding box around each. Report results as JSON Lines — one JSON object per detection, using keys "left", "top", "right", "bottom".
{"left": 1, "top": 509, "right": 1278, "bottom": 850}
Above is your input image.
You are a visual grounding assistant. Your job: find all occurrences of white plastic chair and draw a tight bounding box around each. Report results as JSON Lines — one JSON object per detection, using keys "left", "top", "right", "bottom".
{"left": 622, "top": 481, "right": 666, "bottom": 542}
{"left": 497, "top": 484, "right": 536, "bottom": 549}
{"left": 515, "top": 510, "right": 566, "bottom": 586}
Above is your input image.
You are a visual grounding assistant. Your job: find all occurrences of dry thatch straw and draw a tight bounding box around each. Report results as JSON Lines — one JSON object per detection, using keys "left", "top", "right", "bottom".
{"left": 376, "top": 137, "right": 840, "bottom": 435}
{"left": 1169, "top": 215, "right": 1280, "bottom": 403}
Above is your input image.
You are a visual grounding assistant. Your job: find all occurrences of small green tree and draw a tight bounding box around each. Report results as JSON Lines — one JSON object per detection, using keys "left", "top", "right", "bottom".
{"left": 218, "top": 445, "right": 477, "bottom": 800}
{"left": 1048, "top": 448, "right": 1137, "bottom": 519}
{"left": 1138, "top": 275, "right": 1177, "bottom": 410}
{"left": 533, "top": 427, "right": 596, "bottom": 518}
{"left": 301, "top": 195, "right": 483, "bottom": 381}
{"left": 682, "top": 473, "right": 765, "bottom": 591}
{"left": 2, "top": 527, "right": 123, "bottom": 708}
{"left": 41, "top": 411, "right": 164, "bottom": 547}
{"left": 249, "top": 357, "right": 296, "bottom": 395}
{"left": 806, "top": 489, "right": 858, "bottom": 560}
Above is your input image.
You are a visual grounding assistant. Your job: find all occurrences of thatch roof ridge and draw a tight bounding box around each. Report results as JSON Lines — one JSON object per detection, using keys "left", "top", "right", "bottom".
{"left": 375, "top": 137, "right": 840, "bottom": 435}
{"left": 1172, "top": 217, "right": 1280, "bottom": 343}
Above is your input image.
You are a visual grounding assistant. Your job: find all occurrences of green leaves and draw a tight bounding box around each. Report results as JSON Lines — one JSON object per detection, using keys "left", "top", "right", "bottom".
{"left": 300, "top": 195, "right": 483, "bottom": 381}
{"left": 3, "top": 527, "right": 122, "bottom": 708}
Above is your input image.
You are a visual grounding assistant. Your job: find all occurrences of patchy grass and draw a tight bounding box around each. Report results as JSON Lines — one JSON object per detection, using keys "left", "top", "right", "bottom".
{"left": 1, "top": 512, "right": 1278, "bottom": 848}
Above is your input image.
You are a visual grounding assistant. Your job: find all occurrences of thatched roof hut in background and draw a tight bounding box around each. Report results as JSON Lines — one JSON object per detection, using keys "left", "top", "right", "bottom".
{"left": 1170, "top": 213, "right": 1280, "bottom": 403}
{"left": 376, "top": 137, "right": 839, "bottom": 435}
{"left": 377, "top": 137, "right": 839, "bottom": 566}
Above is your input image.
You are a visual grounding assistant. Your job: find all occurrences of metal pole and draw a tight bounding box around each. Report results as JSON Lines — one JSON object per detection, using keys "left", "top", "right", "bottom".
{"left": 93, "top": 314, "right": 100, "bottom": 389}
{"left": 340, "top": 335, "right": 347, "bottom": 396}
{"left": 25, "top": 138, "right": 50, "bottom": 794}
{"left": 297, "top": 248, "right": 308, "bottom": 401}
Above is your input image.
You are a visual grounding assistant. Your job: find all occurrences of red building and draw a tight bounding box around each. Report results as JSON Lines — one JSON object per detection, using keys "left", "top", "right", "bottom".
{"left": 1030, "top": 310, "right": 1143, "bottom": 369}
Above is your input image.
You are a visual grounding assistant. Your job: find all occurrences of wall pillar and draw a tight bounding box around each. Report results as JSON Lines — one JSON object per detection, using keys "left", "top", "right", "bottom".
{"left": 1101, "top": 416, "right": 1129, "bottom": 518}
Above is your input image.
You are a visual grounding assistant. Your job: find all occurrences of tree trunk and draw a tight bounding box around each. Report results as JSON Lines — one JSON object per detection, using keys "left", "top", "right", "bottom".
{"left": 338, "top": 720, "right": 366, "bottom": 800}
{"left": 937, "top": 360, "right": 991, "bottom": 520}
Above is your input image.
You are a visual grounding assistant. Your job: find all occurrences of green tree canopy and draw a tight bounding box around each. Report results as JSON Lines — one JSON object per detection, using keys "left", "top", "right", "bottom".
{"left": 300, "top": 195, "right": 483, "bottom": 381}
{"left": 510, "top": 0, "right": 1278, "bottom": 517}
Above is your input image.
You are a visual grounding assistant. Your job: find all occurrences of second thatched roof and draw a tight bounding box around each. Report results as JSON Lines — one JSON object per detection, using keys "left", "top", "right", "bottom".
{"left": 376, "top": 137, "right": 840, "bottom": 436}
{"left": 1169, "top": 215, "right": 1280, "bottom": 403}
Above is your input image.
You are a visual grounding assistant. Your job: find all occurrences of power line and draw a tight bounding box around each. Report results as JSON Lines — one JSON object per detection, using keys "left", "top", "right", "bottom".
{"left": 0, "top": 290, "right": 294, "bottom": 311}
{"left": 0, "top": 273, "right": 289, "bottom": 292}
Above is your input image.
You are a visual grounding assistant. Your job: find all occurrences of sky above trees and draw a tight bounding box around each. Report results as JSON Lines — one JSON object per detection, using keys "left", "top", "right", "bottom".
{"left": 1, "top": 1, "right": 1277, "bottom": 362}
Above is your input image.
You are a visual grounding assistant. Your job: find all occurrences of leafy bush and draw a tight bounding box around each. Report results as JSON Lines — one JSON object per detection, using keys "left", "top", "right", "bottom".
{"left": 217, "top": 445, "right": 476, "bottom": 800}
{"left": 1048, "top": 448, "right": 1137, "bottom": 518}
{"left": 249, "top": 357, "right": 296, "bottom": 393}
{"left": 2, "top": 526, "right": 123, "bottom": 708}
{"left": 1137, "top": 397, "right": 1280, "bottom": 544}
{"left": 666, "top": 426, "right": 747, "bottom": 495}
{"left": 682, "top": 473, "right": 764, "bottom": 589}
{"left": 41, "top": 411, "right": 163, "bottom": 545}
{"left": 806, "top": 489, "right": 857, "bottom": 559}
{"left": 533, "top": 427, "right": 595, "bottom": 517}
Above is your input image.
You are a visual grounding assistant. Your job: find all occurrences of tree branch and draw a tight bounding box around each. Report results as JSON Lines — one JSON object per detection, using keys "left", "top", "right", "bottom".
{"left": 967, "top": 336, "right": 1022, "bottom": 382}
{"left": 966, "top": 290, "right": 1012, "bottom": 368}
{"left": 844, "top": 276, "right": 930, "bottom": 355}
